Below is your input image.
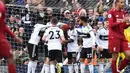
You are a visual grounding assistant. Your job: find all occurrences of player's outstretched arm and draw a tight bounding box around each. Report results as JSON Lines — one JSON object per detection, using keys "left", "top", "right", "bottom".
{"left": 64, "top": 39, "right": 74, "bottom": 43}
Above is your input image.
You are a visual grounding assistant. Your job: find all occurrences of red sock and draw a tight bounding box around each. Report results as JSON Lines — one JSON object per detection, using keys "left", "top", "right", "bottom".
{"left": 8, "top": 64, "right": 16, "bottom": 73}
{"left": 119, "top": 58, "right": 129, "bottom": 71}
{"left": 112, "top": 60, "right": 118, "bottom": 73}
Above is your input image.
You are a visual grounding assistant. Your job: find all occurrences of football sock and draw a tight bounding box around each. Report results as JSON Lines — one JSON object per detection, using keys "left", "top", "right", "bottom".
{"left": 68, "top": 64, "right": 73, "bottom": 73}
{"left": 99, "top": 62, "right": 104, "bottom": 73}
{"left": 41, "top": 63, "right": 49, "bottom": 73}
{"left": 74, "top": 63, "right": 79, "bottom": 73}
{"left": 88, "top": 63, "right": 94, "bottom": 73}
{"left": 40, "top": 64, "right": 45, "bottom": 73}
{"left": 112, "top": 60, "right": 118, "bottom": 73}
{"left": 118, "top": 58, "right": 129, "bottom": 71}
{"left": 103, "top": 62, "right": 111, "bottom": 72}
{"left": 80, "top": 62, "right": 85, "bottom": 73}
{"left": 27, "top": 61, "right": 33, "bottom": 73}
{"left": 44, "top": 64, "right": 49, "bottom": 73}
{"left": 8, "top": 64, "right": 16, "bottom": 73}
{"left": 50, "top": 64, "right": 55, "bottom": 73}
{"left": 31, "top": 61, "right": 37, "bottom": 73}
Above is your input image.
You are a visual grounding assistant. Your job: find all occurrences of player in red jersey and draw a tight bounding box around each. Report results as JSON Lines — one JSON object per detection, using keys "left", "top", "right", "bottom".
{"left": 0, "top": 0, "right": 23, "bottom": 73}
{"left": 108, "top": 0, "right": 130, "bottom": 73}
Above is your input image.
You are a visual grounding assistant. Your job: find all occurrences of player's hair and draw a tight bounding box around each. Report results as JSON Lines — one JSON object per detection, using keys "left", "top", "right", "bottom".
{"left": 115, "top": 0, "right": 120, "bottom": 4}
{"left": 69, "top": 19, "right": 74, "bottom": 25}
{"left": 51, "top": 17, "right": 59, "bottom": 25}
{"left": 79, "top": 16, "right": 88, "bottom": 23}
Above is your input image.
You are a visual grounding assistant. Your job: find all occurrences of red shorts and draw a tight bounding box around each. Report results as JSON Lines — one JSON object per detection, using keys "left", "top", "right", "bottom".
{"left": 0, "top": 39, "right": 13, "bottom": 58}
{"left": 109, "top": 38, "right": 130, "bottom": 53}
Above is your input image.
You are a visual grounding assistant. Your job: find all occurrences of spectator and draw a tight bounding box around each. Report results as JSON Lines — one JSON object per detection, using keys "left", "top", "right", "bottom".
{"left": 8, "top": 15, "right": 18, "bottom": 32}
{"left": 79, "top": 8, "right": 87, "bottom": 16}
{"left": 19, "top": 27, "right": 27, "bottom": 48}
{"left": 15, "top": 15, "right": 22, "bottom": 26}
{"left": 27, "top": 0, "right": 45, "bottom": 6}
{"left": 88, "top": 8, "right": 94, "bottom": 19}
{"left": 43, "top": 7, "right": 54, "bottom": 24}
{"left": 63, "top": 10, "right": 72, "bottom": 24}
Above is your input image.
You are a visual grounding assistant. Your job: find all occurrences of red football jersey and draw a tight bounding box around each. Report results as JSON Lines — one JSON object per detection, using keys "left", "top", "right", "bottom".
{"left": 0, "top": 1, "right": 15, "bottom": 41}
{"left": 108, "top": 8, "right": 129, "bottom": 39}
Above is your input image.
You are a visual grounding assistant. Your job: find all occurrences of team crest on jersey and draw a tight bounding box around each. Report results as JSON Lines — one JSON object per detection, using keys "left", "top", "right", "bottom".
{"left": 116, "top": 15, "right": 119, "bottom": 17}
{"left": 108, "top": 14, "right": 112, "bottom": 18}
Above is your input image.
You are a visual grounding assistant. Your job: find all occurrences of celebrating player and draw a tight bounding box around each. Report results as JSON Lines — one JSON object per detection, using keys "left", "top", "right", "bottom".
{"left": 96, "top": 18, "right": 112, "bottom": 73}
{"left": 42, "top": 17, "right": 65, "bottom": 73}
{"left": 108, "top": 0, "right": 130, "bottom": 73}
{"left": 78, "top": 16, "right": 96, "bottom": 73}
{"left": 27, "top": 22, "right": 50, "bottom": 73}
{"left": 0, "top": 0, "right": 23, "bottom": 73}
{"left": 65, "top": 20, "right": 79, "bottom": 73}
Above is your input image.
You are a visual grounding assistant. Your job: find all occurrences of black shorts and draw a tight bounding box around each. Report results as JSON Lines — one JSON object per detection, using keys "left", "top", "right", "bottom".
{"left": 80, "top": 48, "right": 93, "bottom": 59}
{"left": 49, "top": 50, "right": 62, "bottom": 62}
{"left": 99, "top": 49, "right": 112, "bottom": 58}
{"left": 27, "top": 43, "right": 38, "bottom": 60}
{"left": 67, "top": 52, "right": 77, "bottom": 60}
{"left": 44, "top": 45, "right": 48, "bottom": 57}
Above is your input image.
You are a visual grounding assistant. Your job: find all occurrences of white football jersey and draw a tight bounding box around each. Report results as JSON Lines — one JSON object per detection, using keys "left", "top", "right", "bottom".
{"left": 28, "top": 24, "right": 49, "bottom": 45}
{"left": 46, "top": 22, "right": 65, "bottom": 27}
{"left": 44, "top": 26, "right": 64, "bottom": 51}
{"left": 67, "top": 28, "right": 79, "bottom": 52}
{"left": 77, "top": 24, "right": 95, "bottom": 48}
{"left": 96, "top": 27, "right": 108, "bottom": 49}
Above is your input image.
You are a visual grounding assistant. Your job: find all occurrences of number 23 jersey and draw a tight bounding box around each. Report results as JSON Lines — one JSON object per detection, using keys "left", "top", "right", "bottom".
{"left": 44, "top": 27, "right": 64, "bottom": 50}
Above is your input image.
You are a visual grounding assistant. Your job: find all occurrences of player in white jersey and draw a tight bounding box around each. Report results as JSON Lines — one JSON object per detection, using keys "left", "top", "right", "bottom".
{"left": 40, "top": 21, "right": 67, "bottom": 73}
{"left": 27, "top": 23, "right": 50, "bottom": 73}
{"left": 78, "top": 16, "right": 96, "bottom": 73}
{"left": 41, "top": 20, "right": 67, "bottom": 73}
{"left": 65, "top": 20, "right": 79, "bottom": 73}
{"left": 96, "top": 18, "right": 112, "bottom": 73}
{"left": 42, "top": 17, "right": 65, "bottom": 73}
